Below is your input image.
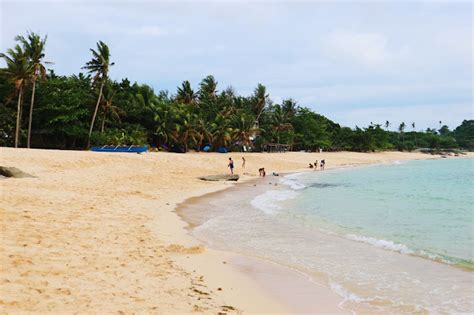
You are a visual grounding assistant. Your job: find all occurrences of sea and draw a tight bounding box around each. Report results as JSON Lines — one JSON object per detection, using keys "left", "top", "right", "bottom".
{"left": 180, "top": 158, "right": 474, "bottom": 314}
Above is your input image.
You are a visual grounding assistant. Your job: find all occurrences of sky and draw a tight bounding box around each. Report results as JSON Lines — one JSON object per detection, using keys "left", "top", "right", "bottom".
{"left": 1, "top": 0, "right": 472, "bottom": 130}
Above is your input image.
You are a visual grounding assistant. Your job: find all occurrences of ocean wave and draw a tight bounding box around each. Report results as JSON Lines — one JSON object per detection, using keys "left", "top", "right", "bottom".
{"left": 279, "top": 176, "right": 306, "bottom": 190}
{"left": 346, "top": 234, "right": 414, "bottom": 254}
{"left": 344, "top": 234, "right": 474, "bottom": 267}
{"left": 250, "top": 189, "right": 299, "bottom": 215}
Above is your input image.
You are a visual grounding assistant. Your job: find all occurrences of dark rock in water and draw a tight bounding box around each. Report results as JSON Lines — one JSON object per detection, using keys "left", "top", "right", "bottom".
{"left": 198, "top": 174, "right": 239, "bottom": 181}
{"left": 0, "top": 166, "right": 34, "bottom": 178}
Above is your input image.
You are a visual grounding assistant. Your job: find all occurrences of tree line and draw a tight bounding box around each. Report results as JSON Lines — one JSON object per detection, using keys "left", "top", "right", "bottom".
{"left": 1, "top": 32, "right": 473, "bottom": 152}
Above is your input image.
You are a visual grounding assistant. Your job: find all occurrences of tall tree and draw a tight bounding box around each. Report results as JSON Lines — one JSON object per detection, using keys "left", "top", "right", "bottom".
{"left": 100, "top": 83, "right": 123, "bottom": 133}
{"left": 252, "top": 83, "right": 269, "bottom": 128}
{"left": 411, "top": 122, "right": 417, "bottom": 146}
{"left": 199, "top": 75, "right": 218, "bottom": 100}
{"left": 16, "top": 32, "right": 50, "bottom": 148}
{"left": 385, "top": 120, "right": 390, "bottom": 131}
{"left": 82, "top": 41, "right": 114, "bottom": 148}
{"left": 0, "top": 45, "right": 31, "bottom": 147}
{"left": 399, "top": 122, "right": 406, "bottom": 143}
{"left": 176, "top": 80, "right": 197, "bottom": 105}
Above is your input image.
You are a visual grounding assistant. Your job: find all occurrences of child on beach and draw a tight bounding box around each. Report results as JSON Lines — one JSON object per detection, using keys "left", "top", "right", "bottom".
{"left": 228, "top": 157, "right": 234, "bottom": 174}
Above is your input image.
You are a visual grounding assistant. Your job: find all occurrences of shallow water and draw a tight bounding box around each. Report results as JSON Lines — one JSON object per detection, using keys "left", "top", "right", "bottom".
{"left": 181, "top": 158, "right": 474, "bottom": 314}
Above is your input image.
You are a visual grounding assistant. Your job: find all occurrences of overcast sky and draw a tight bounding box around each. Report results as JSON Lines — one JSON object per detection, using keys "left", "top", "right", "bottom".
{"left": 1, "top": 0, "right": 472, "bottom": 130}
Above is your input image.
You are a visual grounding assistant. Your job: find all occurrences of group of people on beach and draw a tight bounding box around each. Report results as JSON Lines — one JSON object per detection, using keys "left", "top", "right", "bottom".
{"left": 309, "top": 159, "right": 325, "bottom": 170}
{"left": 229, "top": 156, "right": 325, "bottom": 176}
{"left": 228, "top": 157, "right": 247, "bottom": 175}
{"left": 228, "top": 157, "right": 266, "bottom": 176}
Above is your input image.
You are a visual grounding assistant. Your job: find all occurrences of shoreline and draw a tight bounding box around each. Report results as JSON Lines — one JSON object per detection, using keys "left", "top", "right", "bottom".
{"left": 1, "top": 148, "right": 457, "bottom": 313}
{"left": 177, "top": 155, "right": 473, "bottom": 314}
{"left": 174, "top": 154, "right": 454, "bottom": 313}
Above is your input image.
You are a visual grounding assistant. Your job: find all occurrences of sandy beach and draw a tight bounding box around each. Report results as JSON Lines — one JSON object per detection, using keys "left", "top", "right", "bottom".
{"left": 0, "top": 148, "right": 442, "bottom": 313}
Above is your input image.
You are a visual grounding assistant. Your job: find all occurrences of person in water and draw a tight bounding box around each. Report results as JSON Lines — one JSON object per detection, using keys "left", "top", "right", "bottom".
{"left": 320, "top": 159, "right": 325, "bottom": 170}
{"left": 228, "top": 157, "right": 234, "bottom": 174}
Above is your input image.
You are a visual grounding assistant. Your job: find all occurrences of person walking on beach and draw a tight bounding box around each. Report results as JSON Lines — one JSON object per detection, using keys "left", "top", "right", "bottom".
{"left": 228, "top": 157, "right": 234, "bottom": 174}
{"left": 242, "top": 157, "right": 246, "bottom": 170}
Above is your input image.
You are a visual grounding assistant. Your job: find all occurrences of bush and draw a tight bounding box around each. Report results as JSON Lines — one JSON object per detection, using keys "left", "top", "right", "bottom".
{"left": 91, "top": 127, "right": 148, "bottom": 146}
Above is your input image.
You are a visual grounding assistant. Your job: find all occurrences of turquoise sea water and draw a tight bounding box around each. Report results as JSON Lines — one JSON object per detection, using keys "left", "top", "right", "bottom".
{"left": 182, "top": 158, "right": 474, "bottom": 313}
{"left": 284, "top": 158, "right": 474, "bottom": 267}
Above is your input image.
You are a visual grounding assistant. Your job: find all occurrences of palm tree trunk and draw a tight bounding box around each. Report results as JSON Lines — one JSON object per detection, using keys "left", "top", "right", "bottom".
{"left": 27, "top": 80, "right": 36, "bottom": 149}
{"left": 101, "top": 111, "right": 106, "bottom": 133}
{"left": 87, "top": 81, "right": 104, "bottom": 148}
{"left": 15, "top": 86, "right": 23, "bottom": 148}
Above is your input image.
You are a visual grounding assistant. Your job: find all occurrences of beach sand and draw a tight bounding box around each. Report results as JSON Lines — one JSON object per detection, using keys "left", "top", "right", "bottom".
{"left": 0, "top": 148, "right": 440, "bottom": 313}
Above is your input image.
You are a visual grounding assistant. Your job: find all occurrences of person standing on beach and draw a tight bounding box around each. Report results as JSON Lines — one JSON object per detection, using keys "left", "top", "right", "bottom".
{"left": 228, "top": 157, "right": 234, "bottom": 174}
{"left": 314, "top": 160, "right": 318, "bottom": 170}
{"left": 242, "top": 157, "right": 246, "bottom": 170}
{"left": 320, "top": 159, "right": 325, "bottom": 170}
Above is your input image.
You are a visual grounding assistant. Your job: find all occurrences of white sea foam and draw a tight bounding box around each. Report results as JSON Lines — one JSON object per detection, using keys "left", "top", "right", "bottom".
{"left": 346, "top": 234, "right": 414, "bottom": 254}
{"left": 250, "top": 189, "right": 299, "bottom": 215}
{"left": 280, "top": 175, "right": 306, "bottom": 190}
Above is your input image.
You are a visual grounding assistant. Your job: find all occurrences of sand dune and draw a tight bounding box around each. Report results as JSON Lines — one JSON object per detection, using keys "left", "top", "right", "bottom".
{"left": 0, "top": 148, "right": 439, "bottom": 313}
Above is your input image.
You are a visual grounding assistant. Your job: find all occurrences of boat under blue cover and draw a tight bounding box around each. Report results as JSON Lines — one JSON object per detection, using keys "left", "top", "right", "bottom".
{"left": 91, "top": 145, "right": 148, "bottom": 153}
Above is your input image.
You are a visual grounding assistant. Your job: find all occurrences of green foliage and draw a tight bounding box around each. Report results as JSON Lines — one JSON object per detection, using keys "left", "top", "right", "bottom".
{"left": 1, "top": 33, "right": 472, "bottom": 152}
{"left": 452, "top": 120, "right": 474, "bottom": 150}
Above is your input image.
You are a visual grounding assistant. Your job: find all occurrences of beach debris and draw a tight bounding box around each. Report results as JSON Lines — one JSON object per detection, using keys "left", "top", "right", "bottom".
{"left": 198, "top": 174, "right": 239, "bottom": 182}
{"left": 0, "top": 166, "right": 34, "bottom": 178}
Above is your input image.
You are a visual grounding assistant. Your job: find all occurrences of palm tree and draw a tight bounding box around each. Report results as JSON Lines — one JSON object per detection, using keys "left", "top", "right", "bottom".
{"left": 194, "top": 118, "right": 213, "bottom": 151}
{"left": 199, "top": 75, "right": 218, "bottom": 100}
{"left": 399, "top": 122, "right": 406, "bottom": 143}
{"left": 82, "top": 41, "right": 114, "bottom": 148}
{"left": 176, "top": 80, "right": 197, "bottom": 105}
{"left": 231, "top": 112, "right": 260, "bottom": 147}
{"left": 100, "top": 83, "right": 123, "bottom": 133}
{"left": 16, "top": 32, "right": 50, "bottom": 148}
{"left": 271, "top": 105, "right": 293, "bottom": 143}
{"left": 411, "top": 122, "right": 417, "bottom": 147}
{"left": 385, "top": 120, "right": 390, "bottom": 131}
{"left": 154, "top": 107, "right": 178, "bottom": 148}
{"left": 0, "top": 45, "right": 31, "bottom": 147}
{"left": 252, "top": 83, "right": 269, "bottom": 128}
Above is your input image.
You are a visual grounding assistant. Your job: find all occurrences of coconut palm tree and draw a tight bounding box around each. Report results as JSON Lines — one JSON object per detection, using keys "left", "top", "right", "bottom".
{"left": 15, "top": 32, "right": 50, "bottom": 148}
{"left": 100, "top": 83, "right": 123, "bottom": 133}
{"left": 385, "top": 120, "right": 390, "bottom": 131}
{"left": 194, "top": 118, "right": 213, "bottom": 151}
{"left": 176, "top": 80, "right": 197, "bottom": 105}
{"left": 82, "top": 41, "right": 114, "bottom": 148}
{"left": 412, "top": 122, "right": 417, "bottom": 147}
{"left": 231, "top": 112, "right": 260, "bottom": 147}
{"left": 199, "top": 75, "right": 218, "bottom": 100}
{"left": 252, "top": 83, "right": 269, "bottom": 127}
{"left": 0, "top": 45, "right": 31, "bottom": 147}
{"left": 399, "top": 122, "right": 406, "bottom": 143}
